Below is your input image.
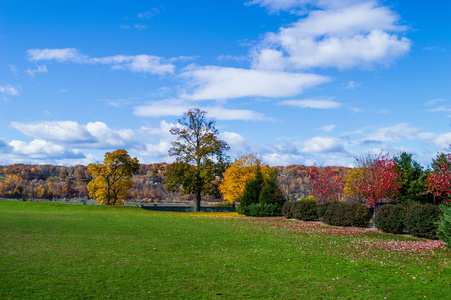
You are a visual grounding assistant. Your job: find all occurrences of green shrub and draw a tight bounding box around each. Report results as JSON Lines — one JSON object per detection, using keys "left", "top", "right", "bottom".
{"left": 348, "top": 203, "right": 373, "bottom": 227}
{"left": 405, "top": 203, "right": 441, "bottom": 239}
{"left": 238, "top": 167, "right": 286, "bottom": 216}
{"left": 437, "top": 205, "right": 451, "bottom": 247}
{"left": 240, "top": 178, "right": 262, "bottom": 207}
{"left": 317, "top": 202, "right": 333, "bottom": 220}
{"left": 292, "top": 199, "right": 317, "bottom": 221}
{"left": 236, "top": 203, "right": 247, "bottom": 215}
{"left": 282, "top": 202, "right": 294, "bottom": 219}
{"left": 374, "top": 205, "right": 405, "bottom": 234}
{"left": 322, "top": 202, "right": 371, "bottom": 227}
{"left": 245, "top": 203, "right": 282, "bottom": 217}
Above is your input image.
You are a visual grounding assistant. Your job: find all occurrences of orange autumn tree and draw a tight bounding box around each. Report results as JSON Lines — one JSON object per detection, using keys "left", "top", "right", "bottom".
{"left": 219, "top": 154, "right": 272, "bottom": 205}
{"left": 87, "top": 149, "right": 139, "bottom": 205}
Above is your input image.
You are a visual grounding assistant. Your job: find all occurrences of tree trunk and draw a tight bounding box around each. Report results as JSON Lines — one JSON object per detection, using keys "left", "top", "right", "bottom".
{"left": 106, "top": 178, "right": 111, "bottom": 205}
{"left": 195, "top": 188, "right": 201, "bottom": 212}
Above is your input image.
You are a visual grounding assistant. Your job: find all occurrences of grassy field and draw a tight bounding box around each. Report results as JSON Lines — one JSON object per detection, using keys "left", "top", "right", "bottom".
{"left": 0, "top": 201, "right": 449, "bottom": 299}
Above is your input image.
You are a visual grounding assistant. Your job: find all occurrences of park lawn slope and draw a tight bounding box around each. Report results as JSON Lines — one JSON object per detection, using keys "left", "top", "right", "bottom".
{"left": 0, "top": 201, "right": 449, "bottom": 299}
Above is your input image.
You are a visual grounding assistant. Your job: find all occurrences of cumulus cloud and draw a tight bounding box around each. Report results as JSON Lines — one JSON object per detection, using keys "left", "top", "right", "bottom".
{"left": 251, "top": 1, "right": 411, "bottom": 70}
{"left": 10, "top": 121, "right": 142, "bottom": 149}
{"left": 301, "top": 136, "right": 346, "bottom": 153}
{"left": 138, "top": 121, "right": 180, "bottom": 162}
{"left": 9, "top": 139, "right": 85, "bottom": 159}
{"left": 180, "top": 66, "right": 330, "bottom": 100}
{"left": 27, "top": 48, "right": 175, "bottom": 75}
{"left": 278, "top": 99, "right": 341, "bottom": 109}
{"left": 220, "top": 132, "right": 249, "bottom": 154}
{"left": 0, "top": 85, "right": 19, "bottom": 96}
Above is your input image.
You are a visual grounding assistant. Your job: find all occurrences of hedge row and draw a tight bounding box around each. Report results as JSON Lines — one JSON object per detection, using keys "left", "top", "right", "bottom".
{"left": 373, "top": 202, "right": 443, "bottom": 239}
{"left": 282, "top": 200, "right": 372, "bottom": 227}
{"left": 237, "top": 203, "right": 282, "bottom": 217}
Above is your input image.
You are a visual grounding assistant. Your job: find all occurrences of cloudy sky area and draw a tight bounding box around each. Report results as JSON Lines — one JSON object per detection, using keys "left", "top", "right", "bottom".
{"left": 1, "top": 0, "right": 450, "bottom": 167}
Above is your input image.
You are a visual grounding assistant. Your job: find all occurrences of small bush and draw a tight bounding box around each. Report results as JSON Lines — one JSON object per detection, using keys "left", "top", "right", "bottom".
{"left": 282, "top": 202, "right": 294, "bottom": 219}
{"left": 322, "top": 202, "right": 371, "bottom": 227}
{"left": 292, "top": 200, "right": 317, "bottom": 221}
{"left": 348, "top": 203, "right": 373, "bottom": 227}
{"left": 317, "top": 202, "right": 333, "bottom": 220}
{"left": 437, "top": 205, "right": 451, "bottom": 247}
{"left": 405, "top": 203, "right": 441, "bottom": 239}
{"left": 374, "top": 205, "right": 405, "bottom": 234}
{"left": 245, "top": 203, "right": 282, "bottom": 217}
{"left": 236, "top": 203, "right": 247, "bottom": 215}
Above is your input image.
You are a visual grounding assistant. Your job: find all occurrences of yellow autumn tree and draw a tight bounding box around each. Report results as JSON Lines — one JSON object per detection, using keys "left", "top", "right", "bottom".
{"left": 219, "top": 154, "right": 272, "bottom": 205}
{"left": 87, "top": 149, "right": 139, "bottom": 205}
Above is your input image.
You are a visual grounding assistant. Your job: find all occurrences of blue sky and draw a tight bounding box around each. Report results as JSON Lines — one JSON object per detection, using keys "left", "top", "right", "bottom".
{"left": 1, "top": 0, "right": 451, "bottom": 167}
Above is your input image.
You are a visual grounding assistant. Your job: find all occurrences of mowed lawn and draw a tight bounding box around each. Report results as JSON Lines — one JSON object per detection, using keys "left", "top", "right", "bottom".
{"left": 0, "top": 201, "right": 449, "bottom": 299}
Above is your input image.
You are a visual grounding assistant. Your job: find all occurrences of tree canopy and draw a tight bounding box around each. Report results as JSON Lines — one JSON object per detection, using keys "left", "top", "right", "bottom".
{"left": 165, "top": 108, "right": 230, "bottom": 211}
{"left": 344, "top": 152, "right": 401, "bottom": 206}
{"left": 219, "top": 153, "right": 272, "bottom": 205}
{"left": 394, "top": 152, "right": 431, "bottom": 203}
{"left": 87, "top": 149, "right": 139, "bottom": 205}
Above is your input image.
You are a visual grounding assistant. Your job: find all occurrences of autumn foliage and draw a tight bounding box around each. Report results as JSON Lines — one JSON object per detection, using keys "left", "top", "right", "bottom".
{"left": 309, "top": 166, "right": 345, "bottom": 202}
{"left": 87, "top": 149, "right": 139, "bottom": 205}
{"left": 219, "top": 154, "right": 272, "bottom": 205}
{"left": 344, "top": 153, "right": 401, "bottom": 206}
{"left": 425, "top": 153, "right": 451, "bottom": 201}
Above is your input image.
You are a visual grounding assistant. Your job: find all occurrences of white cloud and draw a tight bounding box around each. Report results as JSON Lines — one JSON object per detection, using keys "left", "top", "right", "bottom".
{"left": 9, "top": 139, "right": 85, "bottom": 159}
{"left": 319, "top": 124, "right": 337, "bottom": 132}
{"left": 251, "top": 2, "right": 411, "bottom": 70}
{"left": 0, "top": 85, "right": 19, "bottom": 96}
{"left": 301, "top": 136, "right": 345, "bottom": 153}
{"left": 220, "top": 132, "right": 249, "bottom": 154}
{"left": 362, "top": 123, "right": 434, "bottom": 143}
{"left": 10, "top": 121, "right": 142, "bottom": 149}
{"left": 133, "top": 100, "right": 267, "bottom": 121}
{"left": 207, "top": 107, "right": 267, "bottom": 121}
{"left": 347, "top": 80, "right": 361, "bottom": 88}
{"left": 425, "top": 98, "right": 446, "bottom": 106}
{"left": 434, "top": 133, "right": 451, "bottom": 151}
{"left": 134, "top": 99, "right": 188, "bottom": 117}
{"left": 134, "top": 24, "right": 148, "bottom": 30}
{"left": 180, "top": 66, "right": 330, "bottom": 100}
{"left": 139, "top": 121, "right": 179, "bottom": 162}
{"left": 138, "top": 8, "right": 161, "bottom": 19}
{"left": 27, "top": 48, "right": 175, "bottom": 75}
{"left": 278, "top": 99, "right": 341, "bottom": 109}
{"left": 27, "top": 48, "right": 81, "bottom": 62}
{"left": 246, "top": 0, "right": 368, "bottom": 12}
{"left": 26, "top": 65, "right": 48, "bottom": 77}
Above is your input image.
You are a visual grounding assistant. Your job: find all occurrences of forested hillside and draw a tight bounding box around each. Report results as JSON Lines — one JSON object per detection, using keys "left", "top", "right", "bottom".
{"left": 0, "top": 163, "right": 350, "bottom": 203}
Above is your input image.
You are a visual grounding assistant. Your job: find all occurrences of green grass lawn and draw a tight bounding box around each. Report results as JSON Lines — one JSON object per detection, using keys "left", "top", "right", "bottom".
{"left": 0, "top": 201, "right": 449, "bottom": 299}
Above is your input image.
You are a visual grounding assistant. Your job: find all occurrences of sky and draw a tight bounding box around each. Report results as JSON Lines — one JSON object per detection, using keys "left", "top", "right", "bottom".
{"left": 1, "top": 0, "right": 451, "bottom": 167}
